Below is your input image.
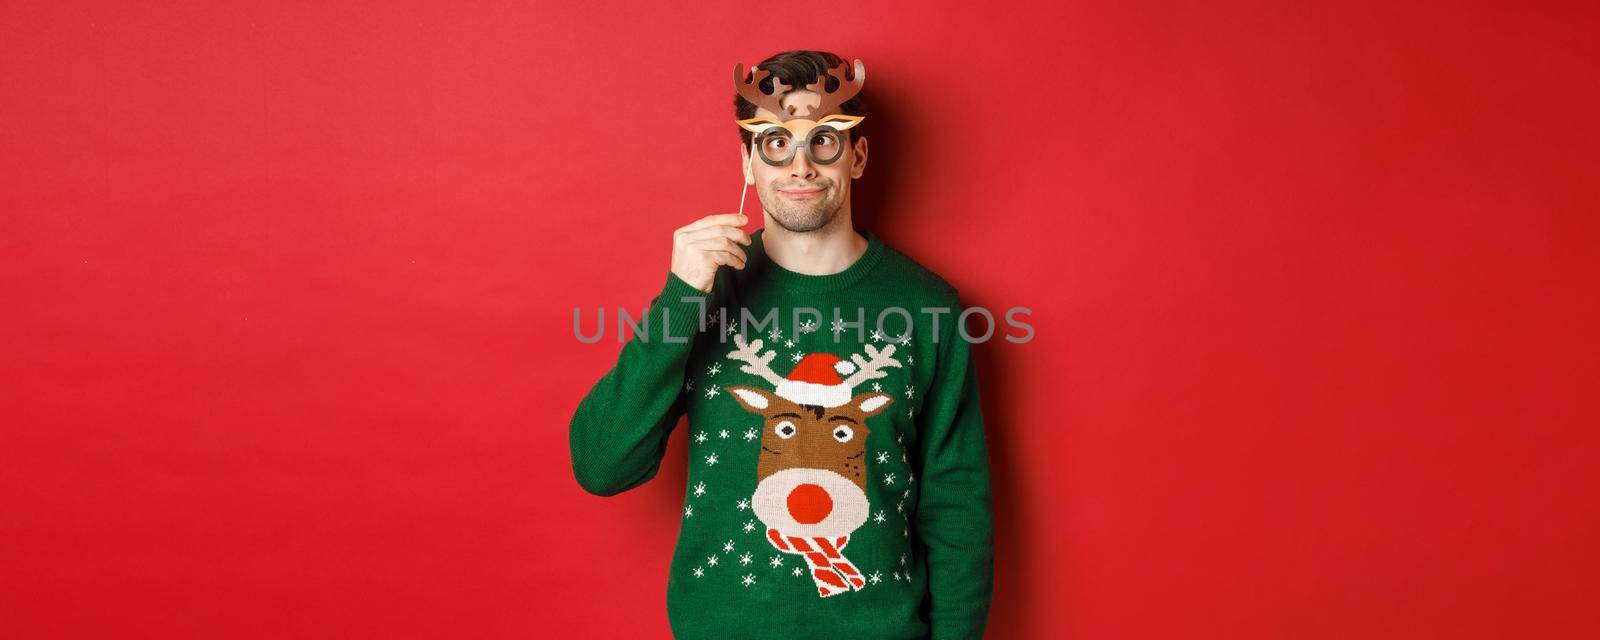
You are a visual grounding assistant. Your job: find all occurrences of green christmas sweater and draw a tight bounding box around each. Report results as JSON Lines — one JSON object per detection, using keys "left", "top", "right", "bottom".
{"left": 570, "top": 228, "right": 995, "bottom": 639}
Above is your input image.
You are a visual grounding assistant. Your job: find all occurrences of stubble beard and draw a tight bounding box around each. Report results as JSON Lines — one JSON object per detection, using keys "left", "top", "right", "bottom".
{"left": 759, "top": 179, "right": 845, "bottom": 233}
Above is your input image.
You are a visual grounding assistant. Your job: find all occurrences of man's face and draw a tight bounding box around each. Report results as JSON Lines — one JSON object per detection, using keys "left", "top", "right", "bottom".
{"left": 742, "top": 90, "right": 868, "bottom": 233}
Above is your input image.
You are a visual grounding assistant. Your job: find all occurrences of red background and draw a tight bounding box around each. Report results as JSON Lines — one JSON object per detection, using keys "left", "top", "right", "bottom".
{"left": 3, "top": 1, "right": 1597, "bottom": 638}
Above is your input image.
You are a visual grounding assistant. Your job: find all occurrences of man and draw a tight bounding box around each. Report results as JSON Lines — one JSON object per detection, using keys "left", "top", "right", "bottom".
{"left": 569, "top": 50, "right": 994, "bottom": 639}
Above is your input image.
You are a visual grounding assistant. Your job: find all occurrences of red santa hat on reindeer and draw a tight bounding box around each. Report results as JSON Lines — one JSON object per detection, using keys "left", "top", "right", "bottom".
{"left": 775, "top": 353, "right": 860, "bottom": 408}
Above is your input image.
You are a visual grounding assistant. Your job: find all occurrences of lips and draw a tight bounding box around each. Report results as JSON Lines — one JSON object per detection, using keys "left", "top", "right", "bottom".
{"left": 780, "top": 187, "right": 824, "bottom": 200}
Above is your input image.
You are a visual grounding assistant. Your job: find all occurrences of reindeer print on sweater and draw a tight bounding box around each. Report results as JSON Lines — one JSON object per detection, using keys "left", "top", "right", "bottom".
{"left": 722, "top": 333, "right": 900, "bottom": 598}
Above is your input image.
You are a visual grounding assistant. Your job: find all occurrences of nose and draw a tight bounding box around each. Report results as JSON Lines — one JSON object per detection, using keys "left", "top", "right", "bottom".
{"left": 787, "top": 145, "right": 818, "bottom": 180}
{"left": 786, "top": 483, "right": 833, "bottom": 524}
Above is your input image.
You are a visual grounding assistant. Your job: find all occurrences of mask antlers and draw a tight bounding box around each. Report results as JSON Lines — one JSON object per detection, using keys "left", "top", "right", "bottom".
{"left": 733, "top": 58, "right": 866, "bottom": 121}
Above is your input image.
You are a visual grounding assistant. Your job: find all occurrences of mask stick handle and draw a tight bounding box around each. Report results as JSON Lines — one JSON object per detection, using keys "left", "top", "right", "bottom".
{"left": 737, "top": 143, "right": 754, "bottom": 219}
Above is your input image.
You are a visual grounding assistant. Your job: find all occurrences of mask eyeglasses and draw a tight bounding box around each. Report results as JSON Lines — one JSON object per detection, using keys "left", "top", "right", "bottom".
{"left": 736, "top": 114, "right": 863, "bottom": 167}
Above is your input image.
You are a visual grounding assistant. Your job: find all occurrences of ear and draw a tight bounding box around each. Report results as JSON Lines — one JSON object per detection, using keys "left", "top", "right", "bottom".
{"left": 851, "top": 391, "right": 893, "bottom": 418}
{"left": 850, "top": 135, "right": 867, "bottom": 180}
{"left": 726, "top": 385, "right": 778, "bottom": 414}
{"left": 741, "top": 144, "right": 755, "bottom": 185}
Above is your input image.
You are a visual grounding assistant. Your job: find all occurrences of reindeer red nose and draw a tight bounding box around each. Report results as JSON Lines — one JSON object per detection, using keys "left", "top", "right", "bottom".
{"left": 786, "top": 483, "right": 833, "bottom": 524}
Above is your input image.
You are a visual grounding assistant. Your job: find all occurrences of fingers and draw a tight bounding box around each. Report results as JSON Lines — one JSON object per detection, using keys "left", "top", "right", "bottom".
{"left": 689, "top": 237, "right": 748, "bottom": 268}
{"left": 680, "top": 223, "right": 752, "bottom": 247}
{"left": 669, "top": 214, "right": 753, "bottom": 291}
{"left": 703, "top": 249, "right": 747, "bottom": 270}
{"left": 677, "top": 213, "right": 748, "bottom": 236}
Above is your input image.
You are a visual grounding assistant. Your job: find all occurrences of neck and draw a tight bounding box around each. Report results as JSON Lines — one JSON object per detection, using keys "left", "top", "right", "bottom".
{"left": 761, "top": 206, "right": 868, "bottom": 275}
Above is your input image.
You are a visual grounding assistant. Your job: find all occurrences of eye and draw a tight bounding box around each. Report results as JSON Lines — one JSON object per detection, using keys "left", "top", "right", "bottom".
{"left": 804, "top": 129, "right": 844, "bottom": 163}
{"left": 774, "top": 420, "right": 797, "bottom": 439}
{"left": 832, "top": 425, "right": 854, "bottom": 442}
{"left": 760, "top": 132, "right": 790, "bottom": 149}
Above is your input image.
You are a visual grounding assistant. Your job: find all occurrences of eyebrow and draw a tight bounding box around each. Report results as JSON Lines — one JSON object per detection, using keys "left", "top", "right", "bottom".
{"left": 825, "top": 415, "right": 859, "bottom": 424}
{"left": 772, "top": 412, "right": 802, "bottom": 419}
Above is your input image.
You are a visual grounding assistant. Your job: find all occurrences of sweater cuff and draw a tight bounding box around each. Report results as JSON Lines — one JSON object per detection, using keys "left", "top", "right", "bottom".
{"left": 646, "top": 271, "right": 710, "bottom": 342}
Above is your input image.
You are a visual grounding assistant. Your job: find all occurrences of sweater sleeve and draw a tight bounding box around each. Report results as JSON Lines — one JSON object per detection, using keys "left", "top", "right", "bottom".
{"left": 569, "top": 271, "right": 709, "bottom": 497}
{"left": 914, "top": 301, "right": 996, "bottom": 639}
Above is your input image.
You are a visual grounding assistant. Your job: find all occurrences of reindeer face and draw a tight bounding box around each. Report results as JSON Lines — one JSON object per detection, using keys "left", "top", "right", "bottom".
{"left": 722, "top": 334, "right": 901, "bottom": 538}
{"left": 727, "top": 386, "right": 892, "bottom": 487}
{"left": 727, "top": 385, "right": 892, "bottom": 538}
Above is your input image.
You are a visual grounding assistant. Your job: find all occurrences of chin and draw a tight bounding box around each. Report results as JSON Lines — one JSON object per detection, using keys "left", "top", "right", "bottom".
{"left": 774, "top": 217, "right": 832, "bottom": 233}
{"left": 768, "top": 204, "right": 839, "bottom": 233}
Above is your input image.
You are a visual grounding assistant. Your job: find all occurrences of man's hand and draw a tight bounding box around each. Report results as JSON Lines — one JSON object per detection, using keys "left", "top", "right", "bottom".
{"left": 671, "top": 213, "right": 752, "bottom": 293}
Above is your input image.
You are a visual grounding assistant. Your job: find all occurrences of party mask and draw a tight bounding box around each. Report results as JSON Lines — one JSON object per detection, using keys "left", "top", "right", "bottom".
{"left": 733, "top": 59, "right": 866, "bottom": 167}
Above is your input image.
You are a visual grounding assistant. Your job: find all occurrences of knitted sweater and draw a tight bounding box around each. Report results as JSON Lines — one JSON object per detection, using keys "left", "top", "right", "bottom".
{"left": 570, "top": 228, "right": 994, "bottom": 639}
